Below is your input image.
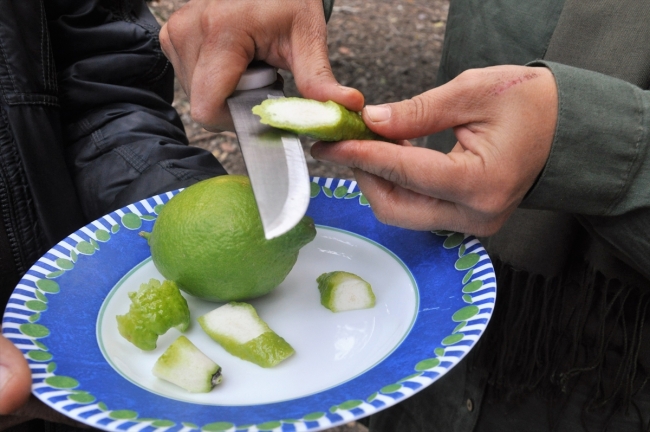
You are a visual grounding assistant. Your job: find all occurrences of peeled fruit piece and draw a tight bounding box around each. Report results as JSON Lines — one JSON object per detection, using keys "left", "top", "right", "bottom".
{"left": 317, "top": 271, "right": 376, "bottom": 312}
{"left": 143, "top": 175, "right": 316, "bottom": 302}
{"left": 198, "top": 302, "right": 294, "bottom": 368}
{"left": 252, "top": 97, "right": 385, "bottom": 141}
{"left": 116, "top": 278, "right": 190, "bottom": 351}
{"left": 153, "top": 336, "right": 222, "bottom": 393}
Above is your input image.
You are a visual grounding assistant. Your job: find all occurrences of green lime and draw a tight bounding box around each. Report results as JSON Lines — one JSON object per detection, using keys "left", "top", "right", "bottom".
{"left": 144, "top": 176, "right": 316, "bottom": 302}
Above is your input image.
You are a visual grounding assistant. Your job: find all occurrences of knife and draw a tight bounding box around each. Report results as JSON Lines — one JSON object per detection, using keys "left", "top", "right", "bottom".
{"left": 227, "top": 62, "right": 310, "bottom": 240}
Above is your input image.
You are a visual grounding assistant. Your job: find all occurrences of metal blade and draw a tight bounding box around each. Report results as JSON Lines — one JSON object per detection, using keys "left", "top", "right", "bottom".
{"left": 227, "top": 85, "right": 310, "bottom": 240}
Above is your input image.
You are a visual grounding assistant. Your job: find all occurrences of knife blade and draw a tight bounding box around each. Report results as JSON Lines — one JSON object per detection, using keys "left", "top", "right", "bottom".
{"left": 227, "top": 63, "right": 310, "bottom": 240}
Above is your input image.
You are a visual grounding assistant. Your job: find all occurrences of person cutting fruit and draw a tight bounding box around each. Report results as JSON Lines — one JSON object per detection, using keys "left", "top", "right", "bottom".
{"left": 158, "top": 0, "right": 650, "bottom": 431}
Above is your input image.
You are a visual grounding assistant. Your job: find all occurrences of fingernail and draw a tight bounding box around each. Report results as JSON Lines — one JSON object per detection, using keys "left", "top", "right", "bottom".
{"left": 364, "top": 105, "right": 391, "bottom": 122}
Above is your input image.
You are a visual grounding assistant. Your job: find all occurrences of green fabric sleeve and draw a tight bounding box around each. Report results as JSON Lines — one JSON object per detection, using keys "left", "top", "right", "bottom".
{"left": 522, "top": 60, "right": 650, "bottom": 276}
{"left": 323, "top": 0, "right": 335, "bottom": 22}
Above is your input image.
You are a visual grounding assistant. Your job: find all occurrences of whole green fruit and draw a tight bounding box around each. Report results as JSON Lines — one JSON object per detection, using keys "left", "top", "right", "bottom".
{"left": 144, "top": 175, "right": 316, "bottom": 302}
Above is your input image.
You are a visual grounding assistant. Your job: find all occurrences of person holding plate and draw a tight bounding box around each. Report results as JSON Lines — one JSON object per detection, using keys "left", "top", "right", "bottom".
{"left": 160, "top": 0, "right": 650, "bottom": 431}
{"left": 0, "top": 0, "right": 226, "bottom": 430}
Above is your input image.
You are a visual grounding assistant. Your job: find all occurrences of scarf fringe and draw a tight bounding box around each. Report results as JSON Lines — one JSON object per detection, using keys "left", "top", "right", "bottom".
{"left": 474, "top": 258, "right": 650, "bottom": 429}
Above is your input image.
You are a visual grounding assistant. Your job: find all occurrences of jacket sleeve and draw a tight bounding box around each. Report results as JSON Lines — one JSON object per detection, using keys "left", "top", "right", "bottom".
{"left": 522, "top": 61, "right": 650, "bottom": 279}
{"left": 46, "top": 0, "right": 227, "bottom": 221}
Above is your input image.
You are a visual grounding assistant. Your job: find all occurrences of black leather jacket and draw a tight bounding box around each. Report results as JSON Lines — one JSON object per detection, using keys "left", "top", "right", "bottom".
{"left": 0, "top": 0, "right": 226, "bottom": 312}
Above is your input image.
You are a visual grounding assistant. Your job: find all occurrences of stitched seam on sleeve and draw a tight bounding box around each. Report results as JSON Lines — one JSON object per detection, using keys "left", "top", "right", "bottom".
{"left": 606, "top": 88, "right": 645, "bottom": 215}
{"left": 90, "top": 127, "right": 105, "bottom": 150}
{"left": 523, "top": 63, "right": 562, "bottom": 201}
{"left": 0, "top": 37, "right": 16, "bottom": 94}
{"left": 158, "top": 162, "right": 203, "bottom": 182}
{"left": 113, "top": 145, "right": 151, "bottom": 173}
{"left": 40, "top": 1, "right": 47, "bottom": 91}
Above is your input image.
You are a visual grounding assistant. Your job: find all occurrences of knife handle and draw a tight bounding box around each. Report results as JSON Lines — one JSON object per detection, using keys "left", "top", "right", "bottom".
{"left": 235, "top": 61, "right": 278, "bottom": 91}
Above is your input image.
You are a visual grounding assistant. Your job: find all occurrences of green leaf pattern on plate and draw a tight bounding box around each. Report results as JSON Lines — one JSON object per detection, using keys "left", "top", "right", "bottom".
{"left": 121, "top": 213, "right": 142, "bottom": 230}
{"left": 35, "top": 290, "right": 48, "bottom": 303}
{"left": 95, "top": 229, "right": 110, "bottom": 242}
{"left": 3, "top": 182, "right": 495, "bottom": 432}
{"left": 315, "top": 179, "right": 371, "bottom": 207}
{"left": 309, "top": 181, "right": 321, "bottom": 198}
{"left": 55, "top": 258, "right": 74, "bottom": 270}
{"left": 46, "top": 270, "right": 65, "bottom": 279}
{"left": 154, "top": 204, "right": 165, "bottom": 215}
{"left": 333, "top": 185, "right": 348, "bottom": 198}
{"left": 68, "top": 392, "right": 96, "bottom": 404}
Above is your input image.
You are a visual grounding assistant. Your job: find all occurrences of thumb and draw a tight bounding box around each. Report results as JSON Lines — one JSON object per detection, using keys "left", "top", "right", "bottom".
{"left": 292, "top": 54, "right": 364, "bottom": 112}
{"left": 289, "top": 17, "right": 364, "bottom": 111}
{"left": 0, "top": 332, "right": 32, "bottom": 414}
{"left": 362, "top": 81, "right": 477, "bottom": 140}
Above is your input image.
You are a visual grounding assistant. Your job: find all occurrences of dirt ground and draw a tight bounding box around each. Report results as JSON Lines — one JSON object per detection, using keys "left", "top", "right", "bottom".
{"left": 146, "top": 1, "right": 449, "bottom": 430}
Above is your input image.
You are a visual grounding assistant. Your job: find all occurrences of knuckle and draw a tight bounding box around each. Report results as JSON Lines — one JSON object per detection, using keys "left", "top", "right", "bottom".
{"left": 299, "top": 65, "right": 335, "bottom": 92}
{"left": 158, "top": 26, "right": 173, "bottom": 56}
{"left": 470, "top": 195, "right": 503, "bottom": 218}
{"left": 200, "top": 8, "right": 223, "bottom": 35}
{"left": 371, "top": 202, "right": 397, "bottom": 226}
{"left": 404, "top": 96, "right": 431, "bottom": 135}
{"left": 189, "top": 103, "right": 215, "bottom": 128}
{"left": 476, "top": 218, "right": 507, "bottom": 237}
{"left": 455, "top": 68, "right": 483, "bottom": 87}
{"left": 165, "top": 9, "right": 186, "bottom": 39}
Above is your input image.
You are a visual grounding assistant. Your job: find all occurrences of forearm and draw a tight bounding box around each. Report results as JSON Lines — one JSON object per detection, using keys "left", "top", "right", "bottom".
{"left": 523, "top": 61, "right": 650, "bottom": 278}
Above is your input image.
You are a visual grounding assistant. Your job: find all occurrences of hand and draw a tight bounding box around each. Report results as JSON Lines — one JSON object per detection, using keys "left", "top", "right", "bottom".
{"left": 0, "top": 331, "right": 31, "bottom": 415}
{"left": 159, "top": 0, "right": 364, "bottom": 131}
{"left": 0, "top": 331, "right": 88, "bottom": 430}
{"left": 311, "top": 65, "right": 558, "bottom": 236}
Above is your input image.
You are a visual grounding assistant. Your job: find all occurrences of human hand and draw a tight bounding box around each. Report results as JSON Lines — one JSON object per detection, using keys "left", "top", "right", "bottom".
{"left": 0, "top": 331, "right": 87, "bottom": 430}
{"left": 0, "top": 331, "right": 31, "bottom": 416}
{"left": 311, "top": 65, "right": 558, "bottom": 236}
{"left": 159, "top": 0, "right": 363, "bottom": 131}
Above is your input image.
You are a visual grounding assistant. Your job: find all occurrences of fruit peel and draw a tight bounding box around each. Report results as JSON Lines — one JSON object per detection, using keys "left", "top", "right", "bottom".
{"left": 317, "top": 271, "right": 376, "bottom": 312}
{"left": 117, "top": 278, "right": 190, "bottom": 350}
{"left": 198, "top": 302, "right": 295, "bottom": 368}
{"left": 146, "top": 175, "right": 316, "bottom": 302}
{"left": 152, "top": 335, "right": 222, "bottom": 393}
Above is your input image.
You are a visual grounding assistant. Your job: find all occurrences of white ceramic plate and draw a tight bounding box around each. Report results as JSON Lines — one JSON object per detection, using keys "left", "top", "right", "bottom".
{"left": 2, "top": 177, "right": 496, "bottom": 432}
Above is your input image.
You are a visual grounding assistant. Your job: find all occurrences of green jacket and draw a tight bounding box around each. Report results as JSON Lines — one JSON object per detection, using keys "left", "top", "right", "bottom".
{"left": 434, "top": 0, "right": 650, "bottom": 282}
{"left": 367, "top": 0, "right": 650, "bottom": 431}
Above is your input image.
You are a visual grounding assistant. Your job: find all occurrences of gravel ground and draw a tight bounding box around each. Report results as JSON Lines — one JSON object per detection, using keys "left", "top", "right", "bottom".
{"left": 146, "top": 1, "right": 449, "bottom": 430}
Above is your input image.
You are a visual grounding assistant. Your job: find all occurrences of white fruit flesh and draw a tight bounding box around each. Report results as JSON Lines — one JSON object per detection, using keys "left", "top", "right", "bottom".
{"left": 200, "top": 302, "right": 266, "bottom": 344}
{"left": 317, "top": 271, "right": 376, "bottom": 312}
{"left": 152, "top": 336, "right": 221, "bottom": 393}
{"left": 262, "top": 98, "right": 340, "bottom": 128}
{"left": 332, "top": 279, "right": 375, "bottom": 311}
